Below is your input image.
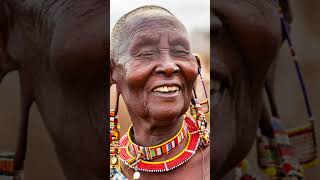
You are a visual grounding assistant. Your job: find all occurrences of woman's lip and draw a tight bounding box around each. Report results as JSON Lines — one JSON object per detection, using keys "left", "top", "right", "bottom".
{"left": 152, "top": 90, "right": 181, "bottom": 98}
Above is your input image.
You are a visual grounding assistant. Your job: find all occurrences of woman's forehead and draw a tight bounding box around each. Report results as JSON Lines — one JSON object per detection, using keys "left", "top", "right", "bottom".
{"left": 123, "top": 14, "right": 189, "bottom": 48}
{"left": 129, "top": 30, "right": 190, "bottom": 48}
{"left": 124, "top": 13, "right": 187, "bottom": 36}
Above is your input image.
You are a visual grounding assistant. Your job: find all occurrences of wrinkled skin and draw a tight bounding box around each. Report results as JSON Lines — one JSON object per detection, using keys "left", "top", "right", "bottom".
{"left": 1, "top": 1, "right": 107, "bottom": 179}
{"left": 211, "top": 0, "right": 292, "bottom": 179}
{"left": 111, "top": 10, "right": 210, "bottom": 179}
{"left": 112, "top": 14, "right": 198, "bottom": 141}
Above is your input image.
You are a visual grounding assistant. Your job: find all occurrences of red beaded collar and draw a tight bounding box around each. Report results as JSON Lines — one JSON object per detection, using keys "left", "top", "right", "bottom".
{"left": 127, "top": 121, "right": 188, "bottom": 161}
{"left": 119, "top": 116, "right": 200, "bottom": 172}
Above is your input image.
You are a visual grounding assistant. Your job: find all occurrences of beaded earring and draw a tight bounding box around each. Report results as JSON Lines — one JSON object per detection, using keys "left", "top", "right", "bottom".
{"left": 109, "top": 91, "right": 141, "bottom": 180}
{"left": 190, "top": 54, "right": 210, "bottom": 146}
{"left": 110, "top": 91, "right": 126, "bottom": 180}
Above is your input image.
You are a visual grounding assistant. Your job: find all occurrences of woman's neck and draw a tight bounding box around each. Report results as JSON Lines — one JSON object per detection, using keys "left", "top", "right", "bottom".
{"left": 131, "top": 116, "right": 184, "bottom": 147}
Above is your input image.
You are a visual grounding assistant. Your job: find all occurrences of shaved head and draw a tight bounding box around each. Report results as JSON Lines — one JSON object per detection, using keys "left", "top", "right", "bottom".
{"left": 111, "top": 5, "right": 185, "bottom": 66}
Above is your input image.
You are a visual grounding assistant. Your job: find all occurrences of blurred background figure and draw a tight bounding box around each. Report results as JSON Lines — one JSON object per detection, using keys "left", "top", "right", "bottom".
{"left": 244, "top": 1, "right": 320, "bottom": 179}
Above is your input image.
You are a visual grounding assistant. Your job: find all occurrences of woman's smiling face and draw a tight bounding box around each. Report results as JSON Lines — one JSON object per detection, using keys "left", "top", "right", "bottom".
{"left": 112, "top": 12, "right": 198, "bottom": 125}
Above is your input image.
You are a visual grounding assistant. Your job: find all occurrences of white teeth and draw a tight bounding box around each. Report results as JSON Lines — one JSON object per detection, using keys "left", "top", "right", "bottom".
{"left": 153, "top": 86, "right": 180, "bottom": 93}
{"left": 212, "top": 79, "right": 221, "bottom": 91}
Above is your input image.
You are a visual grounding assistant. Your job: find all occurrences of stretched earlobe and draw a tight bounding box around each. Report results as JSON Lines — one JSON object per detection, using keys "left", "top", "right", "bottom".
{"left": 110, "top": 60, "right": 123, "bottom": 88}
{"left": 110, "top": 72, "right": 115, "bottom": 87}
{"left": 110, "top": 60, "right": 115, "bottom": 87}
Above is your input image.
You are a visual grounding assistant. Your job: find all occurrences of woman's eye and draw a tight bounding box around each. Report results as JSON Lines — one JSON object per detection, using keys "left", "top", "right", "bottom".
{"left": 171, "top": 49, "right": 190, "bottom": 56}
{"left": 138, "top": 51, "right": 155, "bottom": 57}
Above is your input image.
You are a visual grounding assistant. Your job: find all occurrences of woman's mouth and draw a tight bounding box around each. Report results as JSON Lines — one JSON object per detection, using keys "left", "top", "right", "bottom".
{"left": 153, "top": 85, "right": 180, "bottom": 93}
{"left": 152, "top": 85, "right": 181, "bottom": 98}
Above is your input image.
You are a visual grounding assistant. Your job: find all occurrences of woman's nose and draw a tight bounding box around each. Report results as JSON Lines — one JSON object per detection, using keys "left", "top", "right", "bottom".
{"left": 155, "top": 56, "right": 180, "bottom": 76}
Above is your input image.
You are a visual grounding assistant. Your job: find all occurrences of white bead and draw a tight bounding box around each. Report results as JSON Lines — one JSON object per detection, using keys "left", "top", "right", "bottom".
{"left": 133, "top": 171, "right": 140, "bottom": 179}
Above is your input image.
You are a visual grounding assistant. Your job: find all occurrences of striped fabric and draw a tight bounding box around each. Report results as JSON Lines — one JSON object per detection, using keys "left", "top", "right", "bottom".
{"left": 0, "top": 152, "right": 15, "bottom": 177}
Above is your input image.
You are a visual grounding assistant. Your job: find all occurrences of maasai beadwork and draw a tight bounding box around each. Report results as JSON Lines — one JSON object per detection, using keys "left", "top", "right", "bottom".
{"left": 236, "top": 159, "right": 259, "bottom": 180}
{"left": 271, "top": 117, "right": 303, "bottom": 178}
{"left": 191, "top": 98, "right": 210, "bottom": 147}
{"left": 194, "top": 55, "right": 210, "bottom": 146}
{"left": 277, "top": 0, "right": 318, "bottom": 169}
{"left": 110, "top": 110, "right": 125, "bottom": 179}
{"left": 127, "top": 121, "right": 188, "bottom": 161}
{"left": 119, "top": 116, "right": 200, "bottom": 173}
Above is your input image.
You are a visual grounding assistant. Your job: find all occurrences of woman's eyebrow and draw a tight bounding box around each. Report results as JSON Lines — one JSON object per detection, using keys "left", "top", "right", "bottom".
{"left": 130, "top": 33, "right": 160, "bottom": 49}
{"left": 169, "top": 37, "right": 190, "bottom": 49}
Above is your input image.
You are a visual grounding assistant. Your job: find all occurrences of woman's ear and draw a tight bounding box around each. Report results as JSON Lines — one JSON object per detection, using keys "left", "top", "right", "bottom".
{"left": 279, "top": 0, "right": 293, "bottom": 24}
{"left": 110, "top": 60, "right": 119, "bottom": 87}
{"left": 110, "top": 61, "right": 115, "bottom": 87}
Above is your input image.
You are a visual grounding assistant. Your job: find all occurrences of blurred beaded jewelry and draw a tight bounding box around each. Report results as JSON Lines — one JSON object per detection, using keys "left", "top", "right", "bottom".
{"left": 253, "top": 0, "right": 318, "bottom": 179}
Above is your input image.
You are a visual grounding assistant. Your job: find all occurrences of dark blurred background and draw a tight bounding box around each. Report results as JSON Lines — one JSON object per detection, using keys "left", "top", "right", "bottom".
{"left": 0, "top": 72, "right": 64, "bottom": 179}
{"left": 0, "top": 1, "right": 319, "bottom": 179}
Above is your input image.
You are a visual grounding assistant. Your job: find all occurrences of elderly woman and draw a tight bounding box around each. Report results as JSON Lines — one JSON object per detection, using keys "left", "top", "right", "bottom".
{"left": 110, "top": 5, "right": 210, "bottom": 180}
{"left": 212, "top": 0, "right": 293, "bottom": 179}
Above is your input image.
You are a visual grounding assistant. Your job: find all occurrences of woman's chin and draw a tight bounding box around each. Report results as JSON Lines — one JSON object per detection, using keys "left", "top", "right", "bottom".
{"left": 149, "top": 108, "right": 185, "bottom": 123}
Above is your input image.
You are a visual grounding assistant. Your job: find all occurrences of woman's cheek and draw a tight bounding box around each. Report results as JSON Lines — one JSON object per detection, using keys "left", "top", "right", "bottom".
{"left": 183, "top": 61, "right": 198, "bottom": 84}
{"left": 125, "top": 62, "right": 153, "bottom": 89}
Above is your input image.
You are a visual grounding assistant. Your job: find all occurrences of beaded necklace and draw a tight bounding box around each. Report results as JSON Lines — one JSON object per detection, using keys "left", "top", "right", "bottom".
{"left": 119, "top": 116, "right": 200, "bottom": 178}
{"left": 127, "top": 121, "right": 188, "bottom": 161}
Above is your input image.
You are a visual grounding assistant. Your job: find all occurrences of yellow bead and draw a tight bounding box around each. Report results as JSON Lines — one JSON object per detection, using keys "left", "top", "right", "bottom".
{"left": 264, "top": 167, "right": 277, "bottom": 176}
{"left": 112, "top": 131, "right": 119, "bottom": 139}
